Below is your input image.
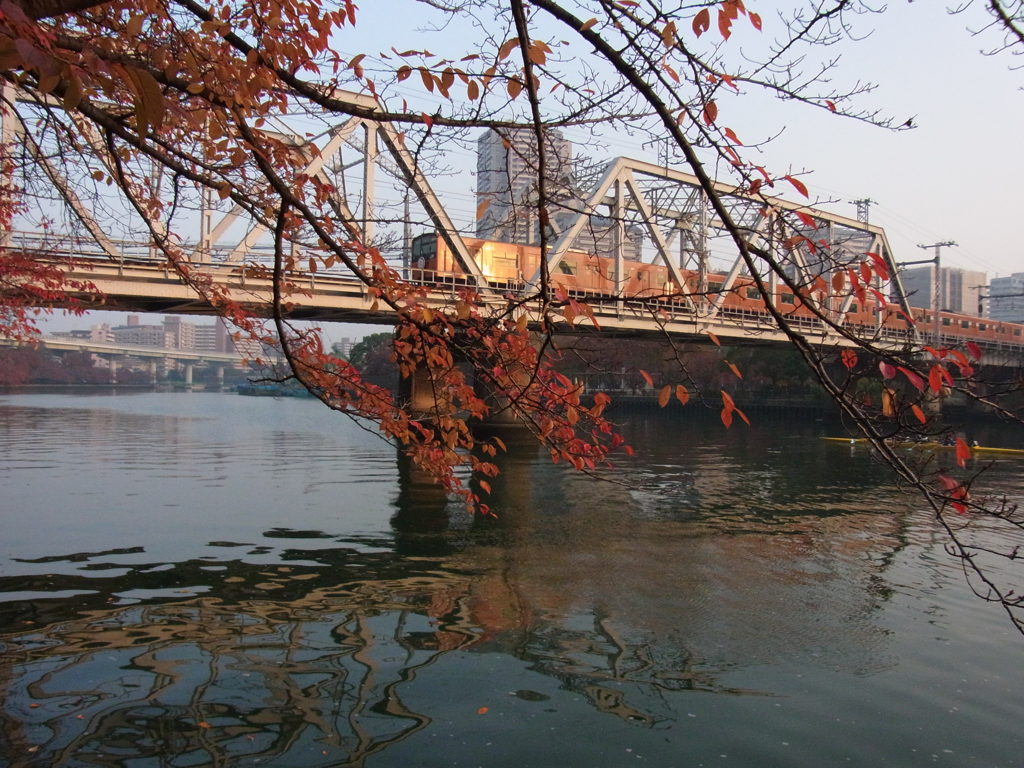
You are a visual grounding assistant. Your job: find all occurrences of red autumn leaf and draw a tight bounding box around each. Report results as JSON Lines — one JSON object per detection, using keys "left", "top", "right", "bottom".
{"left": 638, "top": 368, "right": 654, "bottom": 388}
{"left": 724, "top": 126, "right": 742, "bottom": 145}
{"left": 660, "top": 20, "right": 677, "bottom": 47}
{"left": 947, "top": 348, "right": 968, "bottom": 367}
{"left": 735, "top": 406, "right": 750, "bottom": 425}
{"left": 725, "top": 360, "right": 743, "bottom": 379}
{"left": 721, "top": 407, "right": 734, "bottom": 428}
{"left": 928, "top": 364, "right": 945, "bottom": 393}
{"left": 831, "top": 272, "right": 845, "bottom": 293}
{"left": 706, "top": 331, "right": 721, "bottom": 346}
{"left": 702, "top": 100, "right": 718, "bottom": 125}
{"left": 718, "top": 8, "right": 734, "bottom": 40}
{"left": 911, "top": 404, "right": 927, "bottom": 424}
{"left": 783, "top": 174, "right": 809, "bottom": 198}
{"left": 879, "top": 361, "right": 896, "bottom": 379}
{"left": 497, "top": 37, "right": 518, "bottom": 61}
{"left": 936, "top": 475, "right": 968, "bottom": 513}
{"left": 692, "top": 8, "right": 710, "bottom": 37}
{"left": 658, "top": 384, "right": 671, "bottom": 408}
{"left": 749, "top": 11, "right": 762, "bottom": 30}
{"left": 922, "top": 345, "right": 946, "bottom": 360}
{"left": 841, "top": 348, "right": 858, "bottom": 370}
{"left": 796, "top": 211, "right": 817, "bottom": 229}
{"left": 721, "top": 389, "right": 735, "bottom": 410}
{"left": 477, "top": 707, "right": 489, "bottom": 715}
{"left": 966, "top": 341, "right": 982, "bottom": 361}
{"left": 955, "top": 438, "right": 971, "bottom": 468}
{"left": 675, "top": 384, "right": 690, "bottom": 406}
{"left": 897, "top": 366, "right": 924, "bottom": 391}
{"left": 866, "top": 251, "right": 890, "bottom": 281}
{"left": 825, "top": 100, "right": 836, "bottom": 112}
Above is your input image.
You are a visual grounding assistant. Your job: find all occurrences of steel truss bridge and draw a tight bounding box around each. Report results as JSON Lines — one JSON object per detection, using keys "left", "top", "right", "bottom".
{"left": 3, "top": 87, "right": 1022, "bottom": 362}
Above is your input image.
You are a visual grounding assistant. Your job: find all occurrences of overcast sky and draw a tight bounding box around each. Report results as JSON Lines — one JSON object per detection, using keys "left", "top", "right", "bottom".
{"left": 37, "top": 1, "right": 1022, "bottom": 338}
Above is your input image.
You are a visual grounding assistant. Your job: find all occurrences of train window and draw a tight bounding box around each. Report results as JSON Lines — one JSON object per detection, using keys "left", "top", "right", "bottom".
{"left": 942, "top": 317, "right": 952, "bottom": 326}
{"left": 558, "top": 261, "right": 576, "bottom": 275}
{"left": 961, "top": 320, "right": 971, "bottom": 329}
{"left": 849, "top": 304, "right": 858, "bottom": 313}
{"left": 411, "top": 235, "right": 437, "bottom": 258}
{"left": 1015, "top": 329, "right": 1022, "bottom": 336}
{"left": 746, "top": 286, "right": 759, "bottom": 299}
{"left": 979, "top": 323, "right": 988, "bottom": 331}
{"left": 781, "top": 293, "right": 794, "bottom": 304}
{"left": 708, "top": 281, "right": 723, "bottom": 293}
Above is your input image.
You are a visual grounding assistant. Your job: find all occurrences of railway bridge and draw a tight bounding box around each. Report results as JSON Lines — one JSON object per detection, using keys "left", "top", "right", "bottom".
{"left": 3, "top": 87, "right": 1022, "bottom": 367}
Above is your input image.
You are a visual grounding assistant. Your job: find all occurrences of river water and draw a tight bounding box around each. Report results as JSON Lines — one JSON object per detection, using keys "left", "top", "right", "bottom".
{"left": 0, "top": 391, "right": 1021, "bottom": 767}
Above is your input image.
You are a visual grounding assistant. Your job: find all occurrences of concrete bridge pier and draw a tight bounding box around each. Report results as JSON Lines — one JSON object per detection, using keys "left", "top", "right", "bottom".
{"left": 398, "top": 364, "right": 452, "bottom": 420}
{"left": 214, "top": 365, "right": 225, "bottom": 390}
{"left": 474, "top": 369, "right": 531, "bottom": 427}
{"left": 149, "top": 360, "right": 158, "bottom": 384}
{"left": 183, "top": 363, "right": 193, "bottom": 389}
{"left": 108, "top": 357, "right": 118, "bottom": 383}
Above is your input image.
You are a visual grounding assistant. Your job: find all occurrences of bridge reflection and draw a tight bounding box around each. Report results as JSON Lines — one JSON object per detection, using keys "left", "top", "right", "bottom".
{"left": 0, "top": 420, "right": 909, "bottom": 766}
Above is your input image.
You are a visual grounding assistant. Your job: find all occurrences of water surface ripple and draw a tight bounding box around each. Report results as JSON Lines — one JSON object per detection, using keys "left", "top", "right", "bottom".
{"left": 0, "top": 392, "right": 1021, "bottom": 767}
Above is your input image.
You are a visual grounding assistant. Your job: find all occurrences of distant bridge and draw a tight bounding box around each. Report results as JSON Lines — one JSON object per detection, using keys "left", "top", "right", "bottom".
{"left": 0, "top": 334, "right": 247, "bottom": 365}
{"left": 0, "top": 335, "right": 255, "bottom": 386}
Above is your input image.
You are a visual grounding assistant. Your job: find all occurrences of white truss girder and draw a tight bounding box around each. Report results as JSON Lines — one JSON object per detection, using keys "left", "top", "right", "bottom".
{"left": 527, "top": 156, "right": 909, "bottom": 328}
{"left": 7, "top": 85, "right": 916, "bottom": 331}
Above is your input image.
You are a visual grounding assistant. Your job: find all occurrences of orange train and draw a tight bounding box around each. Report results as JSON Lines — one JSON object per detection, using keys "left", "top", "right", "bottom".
{"left": 409, "top": 232, "right": 1024, "bottom": 348}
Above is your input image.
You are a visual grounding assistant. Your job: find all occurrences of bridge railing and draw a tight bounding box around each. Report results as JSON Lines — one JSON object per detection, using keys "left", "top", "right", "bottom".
{"left": 8, "top": 232, "right": 1022, "bottom": 358}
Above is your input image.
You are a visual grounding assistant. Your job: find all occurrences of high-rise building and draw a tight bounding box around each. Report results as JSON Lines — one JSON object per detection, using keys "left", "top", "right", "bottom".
{"left": 112, "top": 319, "right": 172, "bottom": 347}
{"left": 897, "top": 266, "right": 986, "bottom": 315}
{"left": 106, "top": 315, "right": 233, "bottom": 351}
{"left": 989, "top": 272, "right": 1024, "bottom": 323}
{"left": 475, "top": 127, "right": 574, "bottom": 245}
{"left": 163, "top": 316, "right": 196, "bottom": 350}
{"left": 475, "top": 128, "right": 643, "bottom": 259}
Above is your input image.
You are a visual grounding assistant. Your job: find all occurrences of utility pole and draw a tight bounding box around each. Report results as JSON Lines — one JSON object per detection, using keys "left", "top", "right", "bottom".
{"left": 917, "top": 241, "right": 957, "bottom": 343}
{"left": 402, "top": 192, "right": 411, "bottom": 278}
{"left": 851, "top": 198, "right": 876, "bottom": 224}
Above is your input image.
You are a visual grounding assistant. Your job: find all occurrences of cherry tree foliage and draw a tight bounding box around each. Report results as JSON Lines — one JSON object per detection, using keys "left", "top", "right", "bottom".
{"left": 0, "top": 0, "right": 1022, "bottom": 629}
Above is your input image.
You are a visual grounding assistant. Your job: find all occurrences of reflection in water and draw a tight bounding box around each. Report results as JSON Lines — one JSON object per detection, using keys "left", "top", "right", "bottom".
{"left": 1, "top": 395, "right": 1023, "bottom": 767}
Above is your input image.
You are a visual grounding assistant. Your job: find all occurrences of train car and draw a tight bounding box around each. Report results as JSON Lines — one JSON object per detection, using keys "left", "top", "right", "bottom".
{"left": 411, "top": 232, "right": 641, "bottom": 296}
{"left": 410, "top": 232, "right": 1024, "bottom": 348}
